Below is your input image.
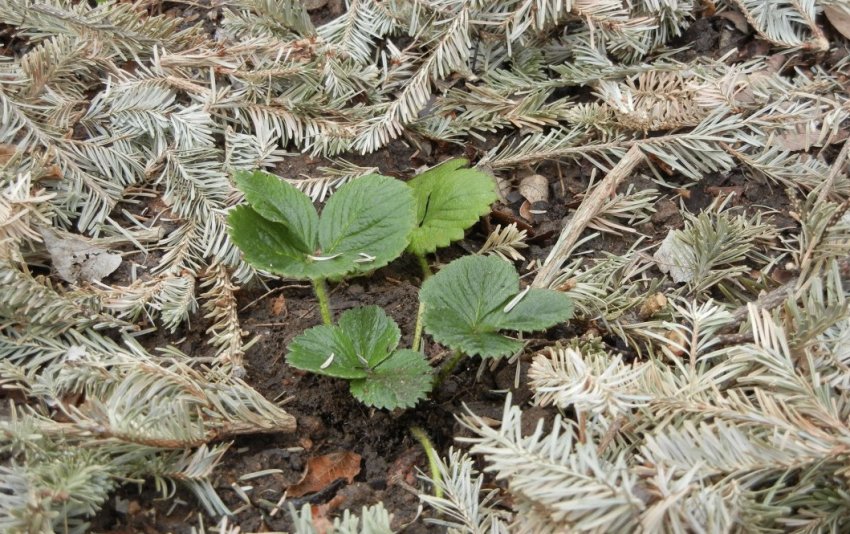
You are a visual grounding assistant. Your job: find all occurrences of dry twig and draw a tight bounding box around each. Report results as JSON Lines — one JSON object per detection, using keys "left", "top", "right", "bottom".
{"left": 532, "top": 145, "right": 644, "bottom": 288}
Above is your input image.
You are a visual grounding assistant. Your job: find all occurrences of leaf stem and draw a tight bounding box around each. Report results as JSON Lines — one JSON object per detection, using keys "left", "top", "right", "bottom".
{"left": 312, "top": 278, "right": 332, "bottom": 325}
{"left": 412, "top": 253, "right": 432, "bottom": 352}
{"left": 434, "top": 349, "right": 464, "bottom": 388}
{"left": 416, "top": 252, "right": 432, "bottom": 279}
{"left": 412, "top": 302, "right": 426, "bottom": 352}
{"left": 410, "top": 426, "right": 443, "bottom": 499}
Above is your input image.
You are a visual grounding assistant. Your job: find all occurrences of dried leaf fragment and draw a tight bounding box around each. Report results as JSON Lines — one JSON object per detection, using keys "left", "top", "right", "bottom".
{"left": 270, "top": 295, "right": 287, "bottom": 316}
{"left": 639, "top": 293, "right": 668, "bottom": 319}
{"left": 825, "top": 5, "right": 850, "bottom": 40}
{"left": 41, "top": 228, "right": 122, "bottom": 284}
{"left": 287, "top": 451, "right": 362, "bottom": 497}
{"left": 653, "top": 230, "right": 694, "bottom": 283}
{"left": 0, "top": 144, "right": 17, "bottom": 165}
{"left": 717, "top": 9, "right": 749, "bottom": 33}
{"left": 519, "top": 174, "right": 549, "bottom": 204}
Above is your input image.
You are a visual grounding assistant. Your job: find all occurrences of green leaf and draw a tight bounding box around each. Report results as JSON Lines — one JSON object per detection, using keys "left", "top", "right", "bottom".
{"left": 420, "top": 255, "right": 573, "bottom": 358}
{"left": 286, "top": 322, "right": 366, "bottom": 379}
{"left": 421, "top": 307, "right": 523, "bottom": 357}
{"left": 233, "top": 170, "right": 317, "bottom": 251}
{"left": 406, "top": 159, "right": 498, "bottom": 256}
{"left": 349, "top": 349, "right": 433, "bottom": 409}
{"left": 336, "top": 304, "right": 401, "bottom": 369}
{"left": 227, "top": 206, "right": 319, "bottom": 279}
{"left": 286, "top": 306, "right": 399, "bottom": 378}
{"left": 319, "top": 174, "right": 416, "bottom": 276}
{"left": 229, "top": 172, "right": 415, "bottom": 280}
{"left": 493, "top": 289, "right": 576, "bottom": 331}
{"left": 286, "top": 307, "right": 432, "bottom": 409}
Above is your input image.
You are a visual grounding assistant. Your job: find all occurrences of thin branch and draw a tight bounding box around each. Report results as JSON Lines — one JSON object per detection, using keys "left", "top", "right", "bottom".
{"left": 816, "top": 136, "right": 850, "bottom": 205}
{"left": 532, "top": 145, "right": 644, "bottom": 288}
{"left": 717, "top": 256, "right": 850, "bottom": 338}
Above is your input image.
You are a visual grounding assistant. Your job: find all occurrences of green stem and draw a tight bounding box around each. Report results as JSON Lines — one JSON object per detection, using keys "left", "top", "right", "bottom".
{"left": 434, "top": 349, "right": 464, "bottom": 388}
{"left": 412, "top": 302, "right": 426, "bottom": 352}
{"left": 312, "top": 278, "right": 332, "bottom": 325}
{"left": 416, "top": 252, "right": 432, "bottom": 279}
{"left": 410, "top": 426, "right": 443, "bottom": 499}
{"left": 412, "top": 253, "right": 432, "bottom": 352}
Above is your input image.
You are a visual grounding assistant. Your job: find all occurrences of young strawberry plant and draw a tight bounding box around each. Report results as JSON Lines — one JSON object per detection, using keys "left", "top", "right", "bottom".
{"left": 420, "top": 255, "right": 574, "bottom": 378}
{"left": 228, "top": 170, "right": 416, "bottom": 324}
{"left": 405, "top": 158, "right": 499, "bottom": 348}
{"left": 286, "top": 306, "right": 432, "bottom": 409}
{"left": 228, "top": 169, "right": 570, "bottom": 409}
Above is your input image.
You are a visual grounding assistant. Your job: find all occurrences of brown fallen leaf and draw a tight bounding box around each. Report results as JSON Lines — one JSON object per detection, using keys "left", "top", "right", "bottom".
{"left": 287, "top": 451, "right": 361, "bottom": 498}
{"left": 519, "top": 199, "right": 534, "bottom": 222}
{"left": 490, "top": 209, "right": 534, "bottom": 233}
{"left": 556, "top": 278, "right": 577, "bottom": 292}
{"left": 387, "top": 446, "right": 421, "bottom": 487}
{"left": 638, "top": 292, "right": 668, "bottom": 319}
{"left": 717, "top": 9, "right": 749, "bottom": 33}
{"left": 775, "top": 127, "right": 849, "bottom": 151}
{"left": 673, "top": 188, "right": 691, "bottom": 200}
{"left": 518, "top": 174, "right": 549, "bottom": 204}
{"left": 825, "top": 5, "right": 850, "bottom": 40}
{"left": 706, "top": 185, "right": 744, "bottom": 197}
{"left": 665, "top": 329, "right": 688, "bottom": 357}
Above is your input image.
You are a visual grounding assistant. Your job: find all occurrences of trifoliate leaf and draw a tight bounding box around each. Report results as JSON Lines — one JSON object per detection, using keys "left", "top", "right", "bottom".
{"left": 229, "top": 172, "right": 415, "bottom": 280}
{"left": 287, "top": 306, "right": 432, "bottom": 409}
{"left": 406, "top": 159, "right": 498, "bottom": 256}
{"left": 286, "top": 306, "right": 400, "bottom": 378}
{"left": 420, "top": 255, "right": 573, "bottom": 358}
{"left": 349, "top": 349, "right": 432, "bottom": 409}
